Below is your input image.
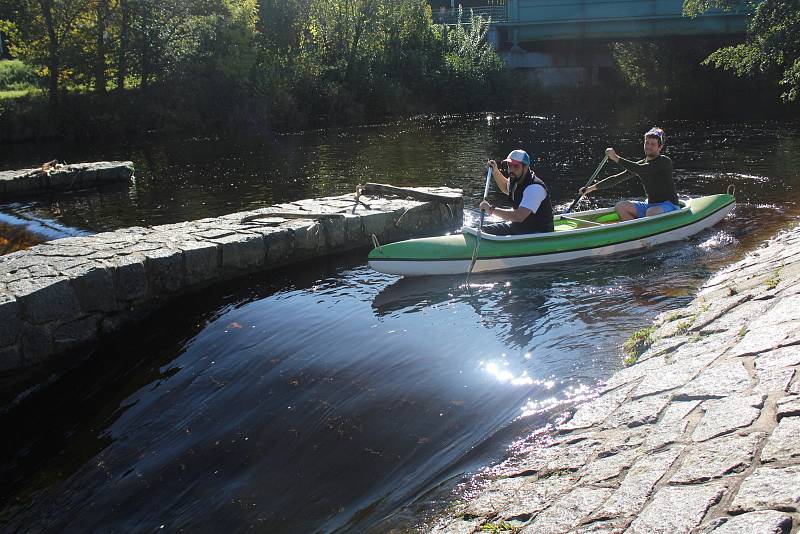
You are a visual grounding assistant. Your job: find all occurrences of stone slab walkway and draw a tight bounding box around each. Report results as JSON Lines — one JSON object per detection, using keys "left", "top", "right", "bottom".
{"left": 0, "top": 186, "right": 462, "bottom": 379}
{"left": 0, "top": 161, "right": 134, "bottom": 198}
{"left": 433, "top": 225, "right": 800, "bottom": 534}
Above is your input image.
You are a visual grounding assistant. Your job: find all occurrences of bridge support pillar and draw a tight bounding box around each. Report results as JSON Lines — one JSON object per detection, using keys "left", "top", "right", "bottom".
{"left": 498, "top": 42, "right": 614, "bottom": 89}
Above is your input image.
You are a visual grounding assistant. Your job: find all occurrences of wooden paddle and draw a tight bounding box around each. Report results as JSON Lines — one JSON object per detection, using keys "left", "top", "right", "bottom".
{"left": 564, "top": 155, "right": 608, "bottom": 214}
{"left": 466, "top": 167, "right": 494, "bottom": 283}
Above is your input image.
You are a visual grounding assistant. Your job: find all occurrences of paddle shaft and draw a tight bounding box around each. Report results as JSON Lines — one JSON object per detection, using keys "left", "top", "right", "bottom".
{"left": 466, "top": 167, "right": 494, "bottom": 281}
{"left": 477, "top": 166, "right": 493, "bottom": 231}
{"left": 564, "top": 155, "right": 609, "bottom": 214}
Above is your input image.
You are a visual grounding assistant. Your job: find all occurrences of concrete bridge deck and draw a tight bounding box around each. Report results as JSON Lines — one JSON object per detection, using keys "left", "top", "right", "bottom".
{"left": 501, "top": 0, "right": 749, "bottom": 42}
{"left": 454, "top": 0, "right": 753, "bottom": 88}
{"left": 437, "top": 0, "right": 749, "bottom": 42}
{"left": 0, "top": 185, "right": 463, "bottom": 382}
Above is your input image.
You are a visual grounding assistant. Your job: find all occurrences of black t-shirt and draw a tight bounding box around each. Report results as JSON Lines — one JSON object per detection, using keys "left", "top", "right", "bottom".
{"left": 594, "top": 155, "right": 678, "bottom": 205}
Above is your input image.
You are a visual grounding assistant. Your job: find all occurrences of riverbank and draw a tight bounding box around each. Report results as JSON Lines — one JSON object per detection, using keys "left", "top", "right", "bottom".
{"left": 431, "top": 223, "right": 800, "bottom": 533}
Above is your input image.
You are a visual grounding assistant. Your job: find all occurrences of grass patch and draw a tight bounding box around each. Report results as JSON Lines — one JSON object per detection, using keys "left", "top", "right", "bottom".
{"left": 481, "top": 520, "right": 520, "bottom": 533}
{"left": 623, "top": 325, "right": 657, "bottom": 365}
{"left": 0, "top": 88, "right": 41, "bottom": 99}
{"left": 738, "top": 326, "right": 748, "bottom": 339}
{"left": 675, "top": 315, "right": 696, "bottom": 335}
{"left": 764, "top": 269, "right": 781, "bottom": 290}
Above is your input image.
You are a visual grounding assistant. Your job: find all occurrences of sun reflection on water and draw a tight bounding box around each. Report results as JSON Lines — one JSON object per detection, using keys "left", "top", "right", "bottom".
{"left": 519, "top": 382, "right": 594, "bottom": 418}
{"left": 482, "top": 361, "right": 535, "bottom": 386}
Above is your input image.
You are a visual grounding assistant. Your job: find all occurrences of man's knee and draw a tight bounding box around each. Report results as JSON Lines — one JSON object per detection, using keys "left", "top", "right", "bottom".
{"left": 615, "top": 201, "right": 637, "bottom": 218}
{"left": 645, "top": 206, "right": 664, "bottom": 217}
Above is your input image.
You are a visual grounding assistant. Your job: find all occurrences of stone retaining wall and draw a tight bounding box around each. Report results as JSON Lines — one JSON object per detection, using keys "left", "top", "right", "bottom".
{"left": 0, "top": 161, "right": 134, "bottom": 198}
{"left": 433, "top": 225, "right": 800, "bottom": 533}
{"left": 0, "top": 186, "right": 462, "bottom": 377}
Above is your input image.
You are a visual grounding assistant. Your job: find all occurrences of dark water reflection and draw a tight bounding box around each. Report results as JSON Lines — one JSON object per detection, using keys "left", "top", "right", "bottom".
{"left": 1, "top": 115, "right": 798, "bottom": 235}
{"left": 1, "top": 116, "right": 800, "bottom": 532}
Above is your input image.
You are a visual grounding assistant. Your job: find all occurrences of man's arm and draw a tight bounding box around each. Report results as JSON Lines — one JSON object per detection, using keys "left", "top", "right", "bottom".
{"left": 479, "top": 183, "right": 543, "bottom": 223}
{"left": 487, "top": 160, "right": 509, "bottom": 194}
{"left": 488, "top": 205, "right": 532, "bottom": 223}
{"left": 615, "top": 156, "right": 669, "bottom": 177}
{"left": 478, "top": 200, "right": 532, "bottom": 222}
{"left": 582, "top": 152, "right": 647, "bottom": 194}
{"left": 591, "top": 168, "right": 636, "bottom": 191}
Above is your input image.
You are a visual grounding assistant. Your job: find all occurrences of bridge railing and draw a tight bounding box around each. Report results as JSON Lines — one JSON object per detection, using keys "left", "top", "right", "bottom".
{"left": 432, "top": 6, "right": 508, "bottom": 25}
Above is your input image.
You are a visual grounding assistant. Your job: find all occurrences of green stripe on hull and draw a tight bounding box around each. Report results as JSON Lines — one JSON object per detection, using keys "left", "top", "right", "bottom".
{"left": 369, "top": 194, "right": 734, "bottom": 263}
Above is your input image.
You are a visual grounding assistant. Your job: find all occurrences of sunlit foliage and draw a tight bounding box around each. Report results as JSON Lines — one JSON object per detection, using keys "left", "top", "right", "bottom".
{"left": 0, "top": 0, "right": 503, "bottom": 127}
{"left": 683, "top": 0, "right": 800, "bottom": 102}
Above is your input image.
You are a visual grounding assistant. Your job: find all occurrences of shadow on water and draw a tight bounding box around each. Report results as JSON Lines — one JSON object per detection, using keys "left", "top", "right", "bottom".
{"left": 0, "top": 254, "right": 371, "bottom": 529}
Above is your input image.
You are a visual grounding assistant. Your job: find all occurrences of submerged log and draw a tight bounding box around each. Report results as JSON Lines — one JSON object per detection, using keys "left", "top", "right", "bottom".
{"left": 240, "top": 212, "right": 346, "bottom": 224}
{"left": 362, "top": 183, "right": 462, "bottom": 203}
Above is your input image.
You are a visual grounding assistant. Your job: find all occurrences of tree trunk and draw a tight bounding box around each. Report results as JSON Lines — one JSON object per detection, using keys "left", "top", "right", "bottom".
{"left": 117, "top": 0, "right": 129, "bottom": 91}
{"left": 39, "top": 0, "right": 59, "bottom": 108}
{"left": 139, "top": 0, "right": 152, "bottom": 92}
{"left": 95, "top": 0, "right": 109, "bottom": 94}
{"left": 345, "top": 0, "right": 375, "bottom": 83}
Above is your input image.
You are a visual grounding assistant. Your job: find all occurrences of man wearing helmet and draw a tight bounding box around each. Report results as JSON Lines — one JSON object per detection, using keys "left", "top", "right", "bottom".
{"left": 478, "top": 149, "right": 555, "bottom": 235}
{"left": 580, "top": 127, "right": 679, "bottom": 221}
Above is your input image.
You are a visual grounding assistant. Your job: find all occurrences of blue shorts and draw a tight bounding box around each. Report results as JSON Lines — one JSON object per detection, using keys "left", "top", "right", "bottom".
{"left": 631, "top": 201, "right": 680, "bottom": 219}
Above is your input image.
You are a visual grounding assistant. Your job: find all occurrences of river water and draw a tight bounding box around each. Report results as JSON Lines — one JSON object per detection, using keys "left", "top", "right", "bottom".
{"left": 1, "top": 115, "right": 800, "bottom": 532}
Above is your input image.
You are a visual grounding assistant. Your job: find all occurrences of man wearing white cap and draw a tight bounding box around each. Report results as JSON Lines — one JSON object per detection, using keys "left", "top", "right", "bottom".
{"left": 479, "top": 149, "right": 554, "bottom": 235}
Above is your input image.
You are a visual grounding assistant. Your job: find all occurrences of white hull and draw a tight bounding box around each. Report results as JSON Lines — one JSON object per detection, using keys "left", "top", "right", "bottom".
{"left": 369, "top": 203, "right": 734, "bottom": 276}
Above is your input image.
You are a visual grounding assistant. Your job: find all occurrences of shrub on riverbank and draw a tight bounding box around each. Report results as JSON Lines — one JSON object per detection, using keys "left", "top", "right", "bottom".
{"left": 0, "top": 60, "right": 36, "bottom": 90}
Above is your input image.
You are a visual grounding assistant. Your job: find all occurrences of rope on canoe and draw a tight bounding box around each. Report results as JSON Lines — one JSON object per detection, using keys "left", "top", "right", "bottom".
{"left": 371, "top": 234, "right": 382, "bottom": 251}
{"left": 239, "top": 212, "right": 345, "bottom": 224}
{"left": 394, "top": 207, "right": 410, "bottom": 227}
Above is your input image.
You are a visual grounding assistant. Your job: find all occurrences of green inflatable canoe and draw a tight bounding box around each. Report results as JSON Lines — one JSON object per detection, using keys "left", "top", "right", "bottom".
{"left": 368, "top": 194, "right": 735, "bottom": 276}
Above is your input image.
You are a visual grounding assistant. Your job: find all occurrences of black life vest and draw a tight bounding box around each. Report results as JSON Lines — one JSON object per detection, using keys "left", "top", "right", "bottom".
{"left": 508, "top": 170, "right": 554, "bottom": 233}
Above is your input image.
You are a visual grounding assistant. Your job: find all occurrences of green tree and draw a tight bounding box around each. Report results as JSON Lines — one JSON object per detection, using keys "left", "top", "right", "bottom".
{"left": 207, "top": 0, "right": 259, "bottom": 83}
{"left": 610, "top": 41, "right": 665, "bottom": 93}
{"left": 683, "top": 0, "right": 800, "bottom": 102}
{"left": 94, "top": 0, "right": 110, "bottom": 93}
{"left": 7, "top": 0, "right": 91, "bottom": 107}
{"left": 443, "top": 6, "right": 501, "bottom": 77}
{"left": 438, "top": 7, "right": 504, "bottom": 105}
{"left": 116, "top": 0, "right": 129, "bottom": 91}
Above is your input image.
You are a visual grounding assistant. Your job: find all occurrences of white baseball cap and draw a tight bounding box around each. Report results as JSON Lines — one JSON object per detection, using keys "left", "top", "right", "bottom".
{"left": 502, "top": 149, "right": 530, "bottom": 166}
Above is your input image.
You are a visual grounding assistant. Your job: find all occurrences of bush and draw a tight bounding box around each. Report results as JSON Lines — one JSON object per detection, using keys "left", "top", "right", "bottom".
{"left": 0, "top": 59, "right": 37, "bottom": 90}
